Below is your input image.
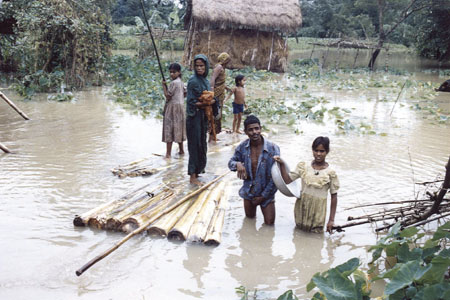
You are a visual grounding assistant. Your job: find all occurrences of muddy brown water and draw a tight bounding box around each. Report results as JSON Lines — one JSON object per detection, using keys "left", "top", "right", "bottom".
{"left": 1, "top": 62, "right": 449, "bottom": 299}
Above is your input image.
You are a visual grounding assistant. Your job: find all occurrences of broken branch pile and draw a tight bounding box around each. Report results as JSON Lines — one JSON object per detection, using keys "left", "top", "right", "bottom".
{"left": 334, "top": 156, "right": 450, "bottom": 232}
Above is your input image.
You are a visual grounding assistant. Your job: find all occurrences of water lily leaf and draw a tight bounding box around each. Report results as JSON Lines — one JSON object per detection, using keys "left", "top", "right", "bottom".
{"left": 384, "top": 260, "right": 432, "bottom": 295}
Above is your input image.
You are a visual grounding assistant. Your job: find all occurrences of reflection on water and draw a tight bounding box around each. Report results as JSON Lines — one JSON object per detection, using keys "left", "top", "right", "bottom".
{"left": 290, "top": 48, "right": 450, "bottom": 72}
{"left": 0, "top": 67, "right": 449, "bottom": 299}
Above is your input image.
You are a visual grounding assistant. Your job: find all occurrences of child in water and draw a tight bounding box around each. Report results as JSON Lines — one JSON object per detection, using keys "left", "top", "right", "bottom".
{"left": 162, "top": 63, "right": 186, "bottom": 158}
{"left": 225, "top": 74, "right": 247, "bottom": 134}
{"left": 274, "top": 137, "right": 339, "bottom": 233}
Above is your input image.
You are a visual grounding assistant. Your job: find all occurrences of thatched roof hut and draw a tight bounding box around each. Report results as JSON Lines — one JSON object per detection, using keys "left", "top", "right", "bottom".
{"left": 182, "top": 0, "right": 302, "bottom": 72}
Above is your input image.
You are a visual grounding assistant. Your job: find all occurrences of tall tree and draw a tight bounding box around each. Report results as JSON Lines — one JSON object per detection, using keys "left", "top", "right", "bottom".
{"left": 368, "top": 0, "right": 431, "bottom": 69}
{"left": 414, "top": 0, "right": 450, "bottom": 61}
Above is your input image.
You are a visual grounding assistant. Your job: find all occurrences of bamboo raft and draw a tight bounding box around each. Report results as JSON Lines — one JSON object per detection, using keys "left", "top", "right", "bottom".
{"left": 74, "top": 175, "right": 230, "bottom": 246}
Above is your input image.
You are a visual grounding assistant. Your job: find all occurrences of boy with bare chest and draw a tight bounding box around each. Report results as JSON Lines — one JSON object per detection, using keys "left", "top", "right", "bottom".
{"left": 225, "top": 75, "right": 247, "bottom": 133}
{"left": 228, "top": 115, "right": 280, "bottom": 224}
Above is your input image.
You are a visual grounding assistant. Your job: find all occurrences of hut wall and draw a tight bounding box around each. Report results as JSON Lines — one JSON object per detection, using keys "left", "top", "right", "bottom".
{"left": 183, "top": 28, "right": 288, "bottom": 73}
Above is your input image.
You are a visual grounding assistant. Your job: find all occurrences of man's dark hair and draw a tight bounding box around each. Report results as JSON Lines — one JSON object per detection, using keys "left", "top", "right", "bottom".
{"left": 312, "top": 136, "right": 330, "bottom": 153}
{"left": 235, "top": 74, "right": 245, "bottom": 86}
{"left": 244, "top": 115, "right": 261, "bottom": 130}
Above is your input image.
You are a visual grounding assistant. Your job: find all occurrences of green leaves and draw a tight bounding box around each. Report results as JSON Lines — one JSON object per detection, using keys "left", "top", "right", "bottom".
{"left": 276, "top": 290, "right": 299, "bottom": 300}
{"left": 307, "top": 258, "right": 371, "bottom": 300}
{"left": 384, "top": 260, "right": 432, "bottom": 295}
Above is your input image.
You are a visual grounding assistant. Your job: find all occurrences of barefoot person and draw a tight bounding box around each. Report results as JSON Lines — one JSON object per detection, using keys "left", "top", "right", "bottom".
{"left": 162, "top": 63, "right": 186, "bottom": 158}
{"left": 225, "top": 74, "right": 246, "bottom": 133}
{"left": 274, "top": 137, "right": 339, "bottom": 233}
{"left": 186, "top": 54, "right": 215, "bottom": 186}
{"left": 210, "top": 52, "right": 231, "bottom": 137}
{"left": 228, "top": 115, "right": 280, "bottom": 225}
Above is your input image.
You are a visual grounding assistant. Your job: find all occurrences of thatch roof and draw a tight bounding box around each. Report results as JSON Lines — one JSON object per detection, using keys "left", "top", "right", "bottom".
{"left": 186, "top": 0, "right": 302, "bottom": 33}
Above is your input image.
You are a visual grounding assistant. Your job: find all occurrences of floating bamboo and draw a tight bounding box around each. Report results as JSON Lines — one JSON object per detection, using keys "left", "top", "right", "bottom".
{"left": 105, "top": 190, "right": 172, "bottom": 231}
{"left": 146, "top": 199, "right": 192, "bottom": 236}
{"left": 73, "top": 183, "right": 154, "bottom": 227}
{"left": 88, "top": 189, "right": 153, "bottom": 229}
{"left": 76, "top": 171, "right": 230, "bottom": 276}
{"left": 0, "top": 91, "right": 30, "bottom": 120}
{"left": 168, "top": 188, "right": 212, "bottom": 241}
{"left": 188, "top": 181, "right": 226, "bottom": 242}
{"left": 121, "top": 193, "right": 176, "bottom": 233}
{"left": 204, "top": 183, "right": 230, "bottom": 246}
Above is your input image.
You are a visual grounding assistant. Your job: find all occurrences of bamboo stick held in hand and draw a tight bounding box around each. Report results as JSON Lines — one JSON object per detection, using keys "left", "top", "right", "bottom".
{"left": 75, "top": 171, "right": 230, "bottom": 276}
{"left": 0, "top": 92, "right": 30, "bottom": 120}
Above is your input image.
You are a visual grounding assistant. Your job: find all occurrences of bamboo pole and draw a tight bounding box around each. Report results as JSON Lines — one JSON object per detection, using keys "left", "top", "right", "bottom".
{"left": 105, "top": 190, "right": 172, "bottom": 231}
{"left": 352, "top": 48, "right": 359, "bottom": 68}
{"left": 267, "top": 32, "right": 275, "bottom": 71}
{"left": 168, "top": 188, "right": 212, "bottom": 241}
{"left": 0, "top": 142, "right": 11, "bottom": 154}
{"left": 146, "top": 199, "right": 192, "bottom": 236}
{"left": 121, "top": 192, "right": 176, "bottom": 232}
{"left": 73, "top": 183, "right": 154, "bottom": 227}
{"left": 75, "top": 171, "right": 230, "bottom": 276}
{"left": 390, "top": 81, "right": 407, "bottom": 116}
{"left": 204, "top": 183, "right": 230, "bottom": 245}
{"left": 188, "top": 181, "right": 226, "bottom": 242}
{"left": 88, "top": 184, "right": 165, "bottom": 229}
{"left": 309, "top": 44, "right": 315, "bottom": 60}
{"left": 0, "top": 92, "right": 30, "bottom": 120}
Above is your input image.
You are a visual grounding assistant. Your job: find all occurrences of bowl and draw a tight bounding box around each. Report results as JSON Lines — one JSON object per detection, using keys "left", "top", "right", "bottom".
{"left": 271, "top": 161, "right": 300, "bottom": 198}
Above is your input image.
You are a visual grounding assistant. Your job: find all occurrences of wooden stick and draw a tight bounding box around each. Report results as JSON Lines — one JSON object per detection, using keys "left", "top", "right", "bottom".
{"left": 0, "top": 142, "right": 11, "bottom": 153}
{"left": 390, "top": 81, "right": 407, "bottom": 116}
{"left": 404, "top": 211, "right": 450, "bottom": 228}
{"left": 344, "top": 199, "right": 435, "bottom": 210}
{"left": 75, "top": 171, "right": 230, "bottom": 276}
{"left": 0, "top": 92, "right": 30, "bottom": 120}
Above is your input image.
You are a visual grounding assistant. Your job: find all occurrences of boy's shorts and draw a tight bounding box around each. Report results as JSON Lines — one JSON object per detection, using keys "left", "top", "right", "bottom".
{"left": 232, "top": 102, "right": 244, "bottom": 114}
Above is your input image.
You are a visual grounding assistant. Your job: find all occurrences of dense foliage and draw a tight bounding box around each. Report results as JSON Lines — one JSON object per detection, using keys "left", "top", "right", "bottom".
{"left": 413, "top": 1, "right": 450, "bottom": 61}
{"left": 111, "top": 0, "right": 186, "bottom": 30}
{"left": 297, "top": 0, "right": 449, "bottom": 61}
{"left": 0, "top": 0, "right": 113, "bottom": 97}
{"left": 306, "top": 221, "right": 450, "bottom": 300}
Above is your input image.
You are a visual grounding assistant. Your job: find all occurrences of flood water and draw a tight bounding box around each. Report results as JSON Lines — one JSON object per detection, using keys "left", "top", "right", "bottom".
{"left": 1, "top": 56, "right": 449, "bottom": 299}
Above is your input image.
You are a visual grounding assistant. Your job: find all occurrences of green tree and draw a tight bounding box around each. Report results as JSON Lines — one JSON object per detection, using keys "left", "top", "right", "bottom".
{"left": 414, "top": 0, "right": 450, "bottom": 61}
{"left": 0, "top": 0, "right": 113, "bottom": 94}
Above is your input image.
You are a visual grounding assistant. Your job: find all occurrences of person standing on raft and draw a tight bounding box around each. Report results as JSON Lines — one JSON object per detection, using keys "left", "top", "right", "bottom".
{"left": 186, "top": 54, "right": 215, "bottom": 186}
{"left": 274, "top": 137, "right": 339, "bottom": 233}
{"left": 228, "top": 115, "right": 280, "bottom": 225}
{"left": 209, "top": 52, "right": 231, "bottom": 138}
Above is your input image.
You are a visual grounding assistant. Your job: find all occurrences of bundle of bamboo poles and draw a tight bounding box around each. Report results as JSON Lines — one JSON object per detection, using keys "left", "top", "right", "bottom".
{"left": 334, "top": 157, "right": 450, "bottom": 232}
{"left": 110, "top": 154, "right": 170, "bottom": 178}
{"left": 74, "top": 176, "right": 230, "bottom": 246}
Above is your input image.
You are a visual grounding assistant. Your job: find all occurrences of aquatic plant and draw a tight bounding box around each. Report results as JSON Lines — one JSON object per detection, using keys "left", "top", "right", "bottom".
{"left": 306, "top": 221, "right": 450, "bottom": 300}
{"left": 105, "top": 55, "right": 171, "bottom": 118}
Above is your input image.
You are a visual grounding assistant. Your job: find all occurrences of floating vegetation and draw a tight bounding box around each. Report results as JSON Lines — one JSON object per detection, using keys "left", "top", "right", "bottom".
{"left": 105, "top": 55, "right": 170, "bottom": 118}
{"left": 47, "top": 92, "right": 74, "bottom": 102}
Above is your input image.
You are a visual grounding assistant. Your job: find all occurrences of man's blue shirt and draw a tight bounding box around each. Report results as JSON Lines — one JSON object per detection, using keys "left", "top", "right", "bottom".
{"left": 228, "top": 137, "right": 280, "bottom": 204}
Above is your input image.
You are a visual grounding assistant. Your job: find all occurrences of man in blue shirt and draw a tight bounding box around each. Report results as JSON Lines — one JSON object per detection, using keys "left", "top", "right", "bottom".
{"left": 228, "top": 115, "right": 280, "bottom": 225}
